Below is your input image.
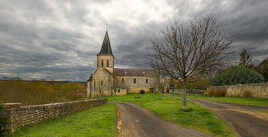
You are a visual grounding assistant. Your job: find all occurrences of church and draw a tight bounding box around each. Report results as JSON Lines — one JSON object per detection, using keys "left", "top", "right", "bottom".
{"left": 86, "top": 31, "right": 160, "bottom": 97}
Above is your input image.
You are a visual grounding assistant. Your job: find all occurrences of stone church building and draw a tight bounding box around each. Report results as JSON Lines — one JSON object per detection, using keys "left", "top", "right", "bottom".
{"left": 87, "top": 31, "right": 159, "bottom": 97}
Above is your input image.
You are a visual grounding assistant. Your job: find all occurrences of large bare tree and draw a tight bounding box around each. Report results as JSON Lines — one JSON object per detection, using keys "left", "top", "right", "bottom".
{"left": 150, "top": 17, "right": 231, "bottom": 109}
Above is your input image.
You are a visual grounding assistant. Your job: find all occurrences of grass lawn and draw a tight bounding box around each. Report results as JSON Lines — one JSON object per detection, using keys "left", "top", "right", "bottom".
{"left": 189, "top": 95, "right": 268, "bottom": 107}
{"left": 107, "top": 93, "right": 236, "bottom": 137}
{"left": 11, "top": 103, "right": 117, "bottom": 137}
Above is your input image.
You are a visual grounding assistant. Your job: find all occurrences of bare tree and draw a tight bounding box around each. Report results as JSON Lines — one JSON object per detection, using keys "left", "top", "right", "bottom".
{"left": 150, "top": 17, "right": 231, "bottom": 109}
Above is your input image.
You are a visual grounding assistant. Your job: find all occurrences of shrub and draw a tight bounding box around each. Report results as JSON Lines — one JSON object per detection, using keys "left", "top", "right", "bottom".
{"left": 140, "top": 90, "right": 145, "bottom": 94}
{"left": 179, "top": 107, "right": 193, "bottom": 112}
{"left": 176, "top": 77, "right": 211, "bottom": 90}
{"left": 205, "top": 87, "right": 227, "bottom": 97}
{"left": 243, "top": 90, "right": 253, "bottom": 98}
{"left": 212, "top": 66, "right": 265, "bottom": 86}
{"left": 187, "top": 78, "right": 211, "bottom": 90}
{"left": 256, "top": 58, "right": 268, "bottom": 82}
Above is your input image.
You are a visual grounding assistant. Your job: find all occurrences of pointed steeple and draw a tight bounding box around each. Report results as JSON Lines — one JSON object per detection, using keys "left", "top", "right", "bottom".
{"left": 98, "top": 31, "right": 113, "bottom": 56}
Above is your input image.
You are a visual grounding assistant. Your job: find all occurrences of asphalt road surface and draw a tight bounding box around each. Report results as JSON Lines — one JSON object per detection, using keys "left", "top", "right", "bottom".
{"left": 191, "top": 99, "right": 268, "bottom": 137}
{"left": 115, "top": 102, "right": 210, "bottom": 137}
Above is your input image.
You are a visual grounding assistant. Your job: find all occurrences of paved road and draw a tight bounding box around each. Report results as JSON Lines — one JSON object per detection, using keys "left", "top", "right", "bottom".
{"left": 115, "top": 102, "right": 210, "bottom": 137}
{"left": 191, "top": 99, "right": 268, "bottom": 137}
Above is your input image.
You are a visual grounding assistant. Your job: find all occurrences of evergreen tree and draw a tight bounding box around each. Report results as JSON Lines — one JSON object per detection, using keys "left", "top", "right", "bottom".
{"left": 256, "top": 58, "right": 268, "bottom": 82}
{"left": 212, "top": 66, "right": 264, "bottom": 86}
{"left": 239, "top": 49, "right": 253, "bottom": 67}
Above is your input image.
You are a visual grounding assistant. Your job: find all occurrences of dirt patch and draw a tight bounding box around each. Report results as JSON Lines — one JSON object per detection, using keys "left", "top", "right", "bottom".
{"left": 115, "top": 102, "right": 210, "bottom": 137}
{"left": 191, "top": 99, "right": 268, "bottom": 137}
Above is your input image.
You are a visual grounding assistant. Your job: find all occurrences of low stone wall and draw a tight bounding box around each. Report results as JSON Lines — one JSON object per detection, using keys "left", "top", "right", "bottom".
{"left": 0, "top": 99, "right": 107, "bottom": 136}
{"left": 212, "top": 83, "right": 268, "bottom": 98}
{"left": 225, "top": 83, "right": 268, "bottom": 98}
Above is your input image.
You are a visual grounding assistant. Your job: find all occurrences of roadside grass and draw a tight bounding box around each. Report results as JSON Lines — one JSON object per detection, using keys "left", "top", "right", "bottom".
{"left": 188, "top": 95, "right": 268, "bottom": 107}
{"left": 11, "top": 103, "right": 117, "bottom": 137}
{"left": 107, "top": 93, "right": 236, "bottom": 137}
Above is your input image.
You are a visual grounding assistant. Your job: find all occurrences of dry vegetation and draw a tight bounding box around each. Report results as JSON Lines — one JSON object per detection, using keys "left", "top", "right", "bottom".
{"left": 0, "top": 80, "right": 86, "bottom": 105}
{"left": 204, "top": 87, "right": 227, "bottom": 97}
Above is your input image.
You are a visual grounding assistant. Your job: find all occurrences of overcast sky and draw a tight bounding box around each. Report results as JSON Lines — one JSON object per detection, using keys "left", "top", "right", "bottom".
{"left": 0, "top": 0, "right": 267, "bottom": 81}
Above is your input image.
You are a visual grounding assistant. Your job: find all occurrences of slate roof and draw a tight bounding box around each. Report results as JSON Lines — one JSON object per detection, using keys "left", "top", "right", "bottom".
{"left": 97, "top": 31, "right": 113, "bottom": 56}
{"left": 114, "top": 68, "right": 158, "bottom": 77}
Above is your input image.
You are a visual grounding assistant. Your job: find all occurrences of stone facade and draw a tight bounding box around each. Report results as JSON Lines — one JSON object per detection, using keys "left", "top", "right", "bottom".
{"left": 87, "top": 31, "right": 160, "bottom": 97}
{"left": 116, "top": 76, "right": 159, "bottom": 93}
{"left": 0, "top": 99, "right": 107, "bottom": 136}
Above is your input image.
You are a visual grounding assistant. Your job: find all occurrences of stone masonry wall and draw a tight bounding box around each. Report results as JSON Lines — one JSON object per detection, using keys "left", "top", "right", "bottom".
{"left": 212, "top": 83, "right": 268, "bottom": 98}
{"left": 0, "top": 99, "right": 107, "bottom": 136}
{"left": 225, "top": 83, "right": 268, "bottom": 98}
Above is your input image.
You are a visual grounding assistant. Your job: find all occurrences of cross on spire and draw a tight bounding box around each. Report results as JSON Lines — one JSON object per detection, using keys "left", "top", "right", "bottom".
{"left": 106, "top": 24, "right": 108, "bottom": 31}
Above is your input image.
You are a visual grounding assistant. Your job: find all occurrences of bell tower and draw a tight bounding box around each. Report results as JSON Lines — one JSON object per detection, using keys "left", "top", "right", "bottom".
{"left": 97, "top": 30, "right": 114, "bottom": 73}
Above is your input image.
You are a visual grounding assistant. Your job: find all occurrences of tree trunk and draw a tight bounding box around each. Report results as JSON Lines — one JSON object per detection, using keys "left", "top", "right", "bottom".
{"left": 160, "top": 88, "right": 163, "bottom": 100}
{"left": 182, "top": 78, "right": 187, "bottom": 109}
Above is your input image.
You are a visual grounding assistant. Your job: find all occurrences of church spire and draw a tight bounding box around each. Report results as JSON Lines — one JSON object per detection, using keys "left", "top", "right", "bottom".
{"left": 98, "top": 30, "right": 113, "bottom": 56}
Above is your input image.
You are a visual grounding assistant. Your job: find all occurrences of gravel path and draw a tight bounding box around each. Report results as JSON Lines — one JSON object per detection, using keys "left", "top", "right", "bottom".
{"left": 115, "top": 102, "right": 210, "bottom": 137}
{"left": 191, "top": 99, "right": 268, "bottom": 137}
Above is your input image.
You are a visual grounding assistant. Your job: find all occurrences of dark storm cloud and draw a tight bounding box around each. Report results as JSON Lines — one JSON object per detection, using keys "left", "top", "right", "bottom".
{"left": 112, "top": 25, "right": 155, "bottom": 68}
{"left": 0, "top": 0, "right": 267, "bottom": 81}
{"left": 165, "top": 0, "right": 268, "bottom": 56}
{"left": 111, "top": 0, "right": 268, "bottom": 68}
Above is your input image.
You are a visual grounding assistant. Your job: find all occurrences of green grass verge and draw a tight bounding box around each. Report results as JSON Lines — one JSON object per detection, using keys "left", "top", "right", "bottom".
{"left": 189, "top": 95, "right": 268, "bottom": 107}
{"left": 11, "top": 103, "right": 117, "bottom": 137}
{"left": 107, "top": 93, "right": 236, "bottom": 137}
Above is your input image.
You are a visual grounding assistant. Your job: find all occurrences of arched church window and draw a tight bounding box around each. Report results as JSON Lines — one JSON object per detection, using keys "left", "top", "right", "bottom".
{"left": 101, "top": 60, "right": 104, "bottom": 67}
{"left": 107, "top": 60, "right": 109, "bottom": 67}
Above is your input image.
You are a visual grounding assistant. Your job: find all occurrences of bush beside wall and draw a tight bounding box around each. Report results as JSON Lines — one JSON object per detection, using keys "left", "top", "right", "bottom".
{"left": 205, "top": 87, "right": 227, "bottom": 97}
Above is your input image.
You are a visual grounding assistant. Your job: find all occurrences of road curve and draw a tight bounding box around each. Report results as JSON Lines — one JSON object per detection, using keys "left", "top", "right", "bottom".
{"left": 191, "top": 99, "right": 268, "bottom": 137}
{"left": 115, "top": 102, "right": 210, "bottom": 137}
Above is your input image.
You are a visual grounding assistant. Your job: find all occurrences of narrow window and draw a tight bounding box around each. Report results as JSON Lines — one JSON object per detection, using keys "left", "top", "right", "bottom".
{"left": 107, "top": 60, "right": 109, "bottom": 67}
{"left": 101, "top": 80, "right": 103, "bottom": 86}
{"left": 101, "top": 60, "right": 104, "bottom": 67}
{"left": 121, "top": 78, "right": 124, "bottom": 83}
{"left": 146, "top": 79, "right": 148, "bottom": 84}
{"left": 133, "top": 78, "right": 136, "bottom": 84}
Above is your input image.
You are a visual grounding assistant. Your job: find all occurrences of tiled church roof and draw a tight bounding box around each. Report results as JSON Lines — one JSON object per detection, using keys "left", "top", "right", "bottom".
{"left": 114, "top": 68, "right": 158, "bottom": 77}
{"left": 97, "top": 31, "right": 113, "bottom": 56}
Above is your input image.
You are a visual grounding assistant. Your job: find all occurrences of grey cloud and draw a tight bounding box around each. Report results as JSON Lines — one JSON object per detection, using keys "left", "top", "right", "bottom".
{"left": 0, "top": 0, "right": 268, "bottom": 81}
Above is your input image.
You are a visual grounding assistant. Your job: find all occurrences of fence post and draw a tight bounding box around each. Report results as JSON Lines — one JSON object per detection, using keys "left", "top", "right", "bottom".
{"left": 0, "top": 103, "right": 21, "bottom": 136}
